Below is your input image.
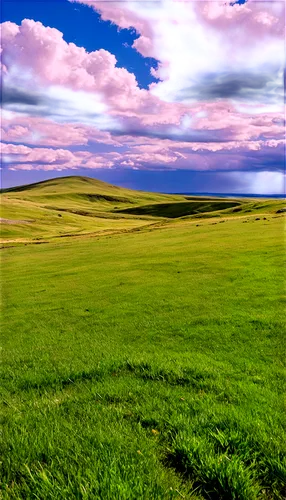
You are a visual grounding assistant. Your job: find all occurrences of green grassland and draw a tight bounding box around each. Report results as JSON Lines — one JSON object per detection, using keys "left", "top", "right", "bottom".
{"left": 1, "top": 176, "right": 284, "bottom": 243}
{"left": 1, "top": 177, "right": 286, "bottom": 499}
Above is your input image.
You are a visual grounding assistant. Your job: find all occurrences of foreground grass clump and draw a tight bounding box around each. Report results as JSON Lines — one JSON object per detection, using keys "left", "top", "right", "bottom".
{"left": 1, "top": 213, "right": 285, "bottom": 499}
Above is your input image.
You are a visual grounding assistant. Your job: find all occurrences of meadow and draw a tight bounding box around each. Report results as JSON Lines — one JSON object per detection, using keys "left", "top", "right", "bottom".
{"left": 1, "top": 177, "right": 285, "bottom": 499}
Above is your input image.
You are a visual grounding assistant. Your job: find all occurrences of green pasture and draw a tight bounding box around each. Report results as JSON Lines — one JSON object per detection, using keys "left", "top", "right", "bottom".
{"left": 1, "top": 177, "right": 285, "bottom": 499}
{"left": 1, "top": 176, "right": 284, "bottom": 242}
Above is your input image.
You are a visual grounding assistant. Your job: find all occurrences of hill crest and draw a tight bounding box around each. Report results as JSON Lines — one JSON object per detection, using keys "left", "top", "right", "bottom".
{"left": 1, "top": 176, "right": 128, "bottom": 195}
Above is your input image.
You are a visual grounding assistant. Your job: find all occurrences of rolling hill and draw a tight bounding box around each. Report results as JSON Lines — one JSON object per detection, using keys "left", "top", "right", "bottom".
{"left": 1, "top": 175, "right": 284, "bottom": 243}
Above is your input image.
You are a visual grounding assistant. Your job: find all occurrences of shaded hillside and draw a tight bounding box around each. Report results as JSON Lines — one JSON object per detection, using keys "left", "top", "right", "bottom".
{"left": 114, "top": 201, "right": 241, "bottom": 219}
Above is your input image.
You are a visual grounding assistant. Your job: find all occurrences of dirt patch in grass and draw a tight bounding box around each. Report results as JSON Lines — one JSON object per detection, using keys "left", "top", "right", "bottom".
{"left": 0, "top": 218, "right": 34, "bottom": 225}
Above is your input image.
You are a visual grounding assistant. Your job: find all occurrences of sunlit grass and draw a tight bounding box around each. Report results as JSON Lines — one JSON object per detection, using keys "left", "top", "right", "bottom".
{"left": 1, "top": 176, "right": 284, "bottom": 242}
{"left": 1, "top": 207, "right": 285, "bottom": 498}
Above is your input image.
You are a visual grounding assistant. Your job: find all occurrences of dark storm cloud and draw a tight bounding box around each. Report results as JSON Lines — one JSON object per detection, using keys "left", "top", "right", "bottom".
{"left": 110, "top": 127, "right": 232, "bottom": 143}
{"left": 1, "top": 84, "right": 105, "bottom": 125}
{"left": 177, "top": 68, "right": 284, "bottom": 103}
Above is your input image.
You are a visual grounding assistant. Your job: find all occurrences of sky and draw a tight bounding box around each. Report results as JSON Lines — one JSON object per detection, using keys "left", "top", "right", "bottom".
{"left": 1, "top": 0, "right": 285, "bottom": 193}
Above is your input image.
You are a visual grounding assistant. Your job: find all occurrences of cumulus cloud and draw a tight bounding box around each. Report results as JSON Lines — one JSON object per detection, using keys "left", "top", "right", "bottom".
{"left": 1, "top": 2, "right": 285, "bottom": 183}
{"left": 1, "top": 143, "right": 119, "bottom": 171}
{"left": 1, "top": 81, "right": 119, "bottom": 130}
{"left": 2, "top": 135, "right": 284, "bottom": 174}
{"left": 75, "top": 0, "right": 284, "bottom": 107}
{"left": 1, "top": 114, "right": 121, "bottom": 147}
{"left": 1, "top": 19, "right": 158, "bottom": 116}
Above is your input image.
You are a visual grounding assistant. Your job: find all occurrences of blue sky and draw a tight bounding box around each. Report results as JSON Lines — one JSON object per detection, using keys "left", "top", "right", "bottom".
{"left": 1, "top": 0, "right": 285, "bottom": 193}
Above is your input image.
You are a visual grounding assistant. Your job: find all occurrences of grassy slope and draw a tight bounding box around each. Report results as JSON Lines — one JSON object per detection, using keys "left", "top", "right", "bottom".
{"left": 1, "top": 176, "right": 284, "bottom": 242}
{"left": 1, "top": 205, "right": 285, "bottom": 499}
{"left": 0, "top": 176, "right": 186, "bottom": 241}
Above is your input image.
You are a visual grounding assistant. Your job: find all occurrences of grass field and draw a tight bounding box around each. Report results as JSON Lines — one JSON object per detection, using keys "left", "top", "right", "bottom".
{"left": 1, "top": 176, "right": 284, "bottom": 243}
{"left": 1, "top": 177, "right": 285, "bottom": 499}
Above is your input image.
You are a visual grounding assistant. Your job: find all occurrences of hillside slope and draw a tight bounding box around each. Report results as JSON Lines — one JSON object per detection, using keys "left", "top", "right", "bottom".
{"left": 1, "top": 176, "right": 284, "bottom": 243}
{"left": 1, "top": 176, "right": 183, "bottom": 205}
{"left": 0, "top": 176, "right": 178, "bottom": 241}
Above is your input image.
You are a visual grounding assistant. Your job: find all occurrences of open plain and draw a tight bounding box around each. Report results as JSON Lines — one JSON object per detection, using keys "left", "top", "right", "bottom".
{"left": 1, "top": 176, "right": 285, "bottom": 499}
